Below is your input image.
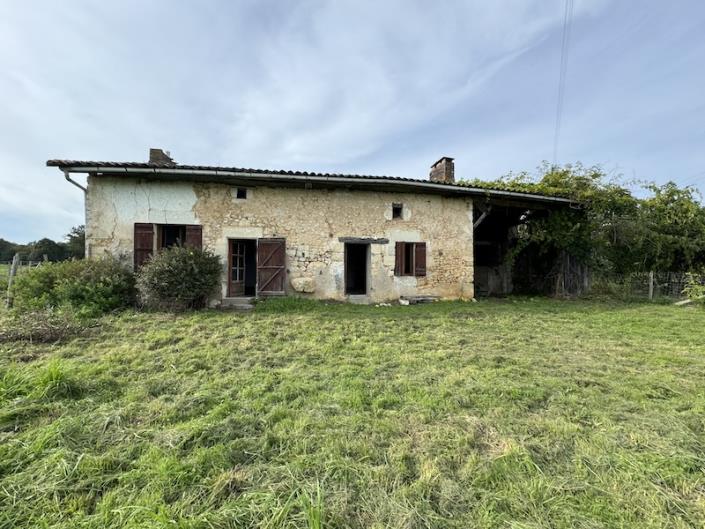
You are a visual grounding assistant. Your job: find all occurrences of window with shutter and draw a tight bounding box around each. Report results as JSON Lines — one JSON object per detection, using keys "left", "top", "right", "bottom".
{"left": 394, "top": 242, "right": 427, "bottom": 277}
{"left": 135, "top": 223, "right": 203, "bottom": 269}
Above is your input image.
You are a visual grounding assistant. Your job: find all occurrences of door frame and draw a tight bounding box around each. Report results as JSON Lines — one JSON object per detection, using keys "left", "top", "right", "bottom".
{"left": 227, "top": 238, "right": 287, "bottom": 297}
{"left": 344, "top": 242, "right": 370, "bottom": 295}
{"left": 227, "top": 238, "right": 255, "bottom": 297}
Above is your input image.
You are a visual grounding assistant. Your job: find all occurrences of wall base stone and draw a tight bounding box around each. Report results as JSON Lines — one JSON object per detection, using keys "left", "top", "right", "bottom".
{"left": 291, "top": 276, "right": 316, "bottom": 293}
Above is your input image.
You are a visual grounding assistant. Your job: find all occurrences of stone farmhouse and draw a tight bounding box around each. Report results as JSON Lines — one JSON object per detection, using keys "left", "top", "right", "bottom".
{"left": 48, "top": 149, "right": 572, "bottom": 304}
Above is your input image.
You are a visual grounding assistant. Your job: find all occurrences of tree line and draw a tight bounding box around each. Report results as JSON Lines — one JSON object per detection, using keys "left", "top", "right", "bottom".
{"left": 0, "top": 225, "right": 85, "bottom": 262}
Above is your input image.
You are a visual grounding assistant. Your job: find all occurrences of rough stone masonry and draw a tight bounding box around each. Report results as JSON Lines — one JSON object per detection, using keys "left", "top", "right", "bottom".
{"left": 84, "top": 174, "right": 475, "bottom": 303}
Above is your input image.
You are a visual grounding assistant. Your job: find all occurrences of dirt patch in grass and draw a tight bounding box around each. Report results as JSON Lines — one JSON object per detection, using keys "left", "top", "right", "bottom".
{"left": 1, "top": 299, "right": 704, "bottom": 528}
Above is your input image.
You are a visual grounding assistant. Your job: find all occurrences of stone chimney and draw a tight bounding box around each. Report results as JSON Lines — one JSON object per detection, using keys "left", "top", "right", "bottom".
{"left": 429, "top": 156, "right": 455, "bottom": 184}
{"left": 149, "top": 148, "right": 175, "bottom": 166}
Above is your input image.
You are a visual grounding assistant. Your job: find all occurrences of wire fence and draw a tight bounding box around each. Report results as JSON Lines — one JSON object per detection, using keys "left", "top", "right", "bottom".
{"left": 0, "top": 260, "right": 44, "bottom": 278}
{"left": 590, "top": 271, "right": 704, "bottom": 300}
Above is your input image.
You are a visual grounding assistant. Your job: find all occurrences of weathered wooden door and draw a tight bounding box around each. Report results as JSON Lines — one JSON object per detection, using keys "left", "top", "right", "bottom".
{"left": 257, "top": 238, "right": 286, "bottom": 295}
{"left": 229, "top": 240, "right": 247, "bottom": 296}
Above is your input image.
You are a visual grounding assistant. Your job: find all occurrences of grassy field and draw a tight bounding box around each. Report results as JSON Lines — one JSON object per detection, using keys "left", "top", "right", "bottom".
{"left": 1, "top": 299, "right": 704, "bottom": 528}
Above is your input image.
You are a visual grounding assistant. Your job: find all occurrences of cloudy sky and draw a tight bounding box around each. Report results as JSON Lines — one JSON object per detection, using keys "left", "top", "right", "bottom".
{"left": 1, "top": 1, "right": 704, "bottom": 242}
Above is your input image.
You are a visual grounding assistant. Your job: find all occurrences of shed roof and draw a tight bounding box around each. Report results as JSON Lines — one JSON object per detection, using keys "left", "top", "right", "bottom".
{"left": 47, "top": 159, "right": 574, "bottom": 207}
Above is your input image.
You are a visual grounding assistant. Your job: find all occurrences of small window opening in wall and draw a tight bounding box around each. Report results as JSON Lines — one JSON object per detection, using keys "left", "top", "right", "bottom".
{"left": 236, "top": 187, "right": 247, "bottom": 199}
{"left": 392, "top": 203, "right": 403, "bottom": 219}
{"left": 395, "top": 241, "right": 427, "bottom": 277}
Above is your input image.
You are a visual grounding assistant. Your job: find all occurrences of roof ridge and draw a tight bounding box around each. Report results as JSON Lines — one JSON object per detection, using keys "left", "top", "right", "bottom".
{"left": 46, "top": 159, "right": 574, "bottom": 204}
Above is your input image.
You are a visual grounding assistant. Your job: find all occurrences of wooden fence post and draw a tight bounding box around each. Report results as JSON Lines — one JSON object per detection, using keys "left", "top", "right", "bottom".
{"left": 648, "top": 270, "right": 654, "bottom": 301}
{"left": 5, "top": 253, "right": 20, "bottom": 309}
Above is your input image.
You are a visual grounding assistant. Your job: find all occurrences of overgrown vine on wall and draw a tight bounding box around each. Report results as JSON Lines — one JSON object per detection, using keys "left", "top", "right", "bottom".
{"left": 460, "top": 162, "right": 705, "bottom": 274}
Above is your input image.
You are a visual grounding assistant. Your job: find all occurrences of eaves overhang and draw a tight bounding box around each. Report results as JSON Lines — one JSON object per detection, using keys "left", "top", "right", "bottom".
{"left": 47, "top": 160, "right": 576, "bottom": 208}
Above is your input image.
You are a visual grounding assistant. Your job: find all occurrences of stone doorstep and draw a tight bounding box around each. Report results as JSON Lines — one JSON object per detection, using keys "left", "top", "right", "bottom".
{"left": 399, "top": 295, "right": 440, "bottom": 304}
{"left": 221, "top": 297, "right": 255, "bottom": 310}
{"left": 347, "top": 295, "right": 370, "bottom": 305}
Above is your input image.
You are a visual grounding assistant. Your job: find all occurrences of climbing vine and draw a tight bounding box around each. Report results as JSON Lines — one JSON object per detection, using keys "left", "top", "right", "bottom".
{"left": 461, "top": 162, "right": 705, "bottom": 274}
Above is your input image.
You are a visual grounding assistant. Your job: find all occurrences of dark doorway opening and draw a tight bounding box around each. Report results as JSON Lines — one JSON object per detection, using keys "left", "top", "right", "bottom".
{"left": 229, "top": 239, "right": 257, "bottom": 296}
{"left": 345, "top": 243, "right": 368, "bottom": 295}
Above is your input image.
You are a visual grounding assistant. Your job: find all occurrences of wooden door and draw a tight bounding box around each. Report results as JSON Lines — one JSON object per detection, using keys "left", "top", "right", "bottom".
{"left": 229, "top": 240, "right": 246, "bottom": 296}
{"left": 257, "top": 238, "right": 286, "bottom": 295}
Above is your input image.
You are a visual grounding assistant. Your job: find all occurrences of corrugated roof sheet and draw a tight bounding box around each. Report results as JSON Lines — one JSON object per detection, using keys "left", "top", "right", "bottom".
{"left": 46, "top": 159, "right": 574, "bottom": 204}
{"left": 47, "top": 159, "right": 443, "bottom": 182}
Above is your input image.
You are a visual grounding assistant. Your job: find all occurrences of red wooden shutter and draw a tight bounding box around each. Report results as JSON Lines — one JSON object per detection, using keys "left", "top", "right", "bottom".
{"left": 184, "top": 225, "right": 203, "bottom": 249}
{"left": 134, "top": 223, "right": 154, "bottom": 269}
{"left": 414, "top": 242, "right": 426, "bottom": 277}
{"left": 394, "top": 241, "right": 404, "bottom": 276}
{"left": 257, "top": 238, "right": 286, "bottom": 295}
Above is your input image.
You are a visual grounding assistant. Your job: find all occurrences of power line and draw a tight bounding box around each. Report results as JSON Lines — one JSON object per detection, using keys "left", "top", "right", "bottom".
{"left": 682, "top": 169, "right": 705, "bottom": 189}
{"left": 553, "top": 0, "right": 575, "bottom": 167}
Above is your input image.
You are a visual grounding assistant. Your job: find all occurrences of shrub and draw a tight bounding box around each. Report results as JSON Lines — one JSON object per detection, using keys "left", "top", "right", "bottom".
{"left": 683, "top": 273, "right": 705, "bottom": 305}
{"left": 136, "top": 246, "right": 221, "bottom": 311}
{"left": 0, "top": 308, "right": 92, "bottom": 343}
{"left": 10, "top": 257, "right": 135, "bottom": 317}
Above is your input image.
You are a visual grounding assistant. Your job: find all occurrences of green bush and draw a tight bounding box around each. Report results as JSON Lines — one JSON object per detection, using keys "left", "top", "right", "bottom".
{"left": 683, "top": 274, "right": 705, "bottom": 305}
{"left": 10, "top": 257, "right": 135, "bottom": 317}
{"left": 136, "top": 246, "right": 221, "bottom": 311}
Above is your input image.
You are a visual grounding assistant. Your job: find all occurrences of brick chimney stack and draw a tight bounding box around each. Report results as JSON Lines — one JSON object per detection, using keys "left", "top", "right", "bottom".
{"left": 149, "top": 148, "right": 175, "bottom": 166}
{"left": 429, "top": 157, "right": 455, "bottom": 184}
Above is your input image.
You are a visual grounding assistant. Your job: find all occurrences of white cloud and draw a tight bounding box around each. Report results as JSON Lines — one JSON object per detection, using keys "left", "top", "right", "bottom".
{"left": 4, "top": 0, "right": 705, "bottom": 242}
{"left": 218, "top": 0, "right": 605, "bottom": 167}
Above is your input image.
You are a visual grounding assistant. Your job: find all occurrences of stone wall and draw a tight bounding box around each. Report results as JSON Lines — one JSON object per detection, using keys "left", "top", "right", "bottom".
{"left": 85, "top": 176, "right": 474, "bottom": 302}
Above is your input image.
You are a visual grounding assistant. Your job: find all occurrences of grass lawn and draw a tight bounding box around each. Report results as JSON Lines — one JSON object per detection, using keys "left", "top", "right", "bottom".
{"left": 1, "top": 298, "right": 704, "bottom": 528}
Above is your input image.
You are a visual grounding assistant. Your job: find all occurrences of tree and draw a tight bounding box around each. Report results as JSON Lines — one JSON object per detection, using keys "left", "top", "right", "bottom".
{"left": 637, "top": 183, "right": 705, "bottom": 271}
{"left": 63, "top": 225, "right": 85, "bottom": 259}
{"left": 0, "top": 239, "right": 17, "bottom": 261}
{"left": 27, "top": 238, "right": 66, "bottom": 262}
